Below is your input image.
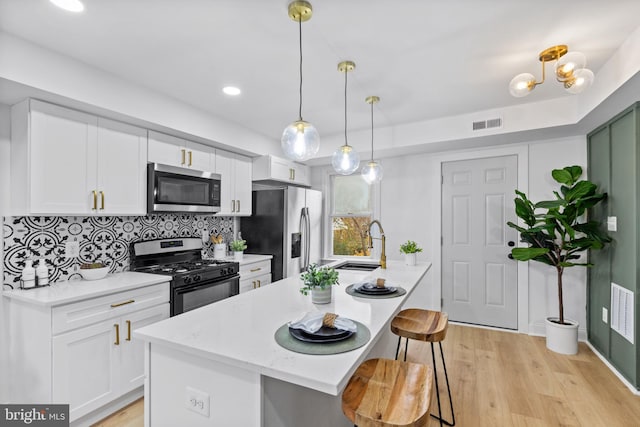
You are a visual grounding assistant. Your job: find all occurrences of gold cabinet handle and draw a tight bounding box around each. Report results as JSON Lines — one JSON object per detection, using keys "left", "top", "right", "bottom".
{"left": 126, "top": 320, "right": 131, "bottom": 341}
{"left": 250, "top": 267, "right": 262, "bottom": 272}
{"left": 252, "top": 281, "right": 256, "bottom": 289}
{"left": 292, "top": 169, "right": 296, "bottom": 180}
{"left": 188, "top": 150, "right": 193, "bottom": 166}
{"left": 257, "top": 280, "right": 261, "bottom": 288}
{"left": 289, "top": 168, "right": 293, "bottom": 180}
{"left": 181, "top": 148, "right": 186, "bottom": 165}
{"left": 236, "top": 200, "right": 240, "bottom": 212}
{"left": 231, "top": 200, "right": 235, "bottom": 212}
{"left": 92, "top": 190, "right": 97, "bottom": 210}
{"left": 114, "top": 323, "right": 120, "bottom": 345}
{"left": 110, "top": 299, "right": 135, "bottom": 308}
{"left": 100, "top": 191, "right": 105, "bottom": 210}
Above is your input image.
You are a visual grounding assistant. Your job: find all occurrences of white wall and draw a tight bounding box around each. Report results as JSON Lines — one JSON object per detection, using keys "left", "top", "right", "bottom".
{"left": 0, "top": 102, "right": 10, "bottom": 402}
{"left": 311, "top": 135, "right": 589, "bottom": 338}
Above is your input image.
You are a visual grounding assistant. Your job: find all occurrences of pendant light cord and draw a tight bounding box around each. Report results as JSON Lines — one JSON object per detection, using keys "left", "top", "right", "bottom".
{"left": 344, "top": 68, "right": 349, "bottom": 147}
{"left": 370, "top": 101, "right": 374, "bottom": 161}
{"left": 298, "top": 17, "right": 303, "bottom": 121}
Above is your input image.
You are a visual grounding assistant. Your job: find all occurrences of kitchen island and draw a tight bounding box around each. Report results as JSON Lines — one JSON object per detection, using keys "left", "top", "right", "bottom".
{"left": 134, "top": 260, "right": 431, "bottom": 427}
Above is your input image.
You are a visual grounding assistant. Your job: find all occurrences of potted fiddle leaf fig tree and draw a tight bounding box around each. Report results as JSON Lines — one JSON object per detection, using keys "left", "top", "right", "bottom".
{"left": 507, "top": 165, "right": 611, "bottom": 355}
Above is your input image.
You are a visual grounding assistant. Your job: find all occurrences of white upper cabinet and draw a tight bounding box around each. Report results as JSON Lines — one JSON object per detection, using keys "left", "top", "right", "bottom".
{"left": 10, "top": 100, "right": 147, "bottom": 216}
{"left": 147, "top": 130, "right": 213, "bottom": 172}
{"left": 252, "top": 155, "right": 310, "bottom": 187}
{"left": 216, "top": 150, "right": 252, "bottom": 216}
{"left": 97, "top": 119, "right": 147, "bottom": 215}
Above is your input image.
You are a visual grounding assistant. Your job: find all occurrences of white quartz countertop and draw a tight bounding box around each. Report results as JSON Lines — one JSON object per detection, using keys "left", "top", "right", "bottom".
{"left": 2, "top": 271, "right": 170, "bottom": 306}
{"left": 134, "top": 260, "right": 431, "bottom": 395}
{"left": 219, "top": 254, "right": 272, "bottom": 264}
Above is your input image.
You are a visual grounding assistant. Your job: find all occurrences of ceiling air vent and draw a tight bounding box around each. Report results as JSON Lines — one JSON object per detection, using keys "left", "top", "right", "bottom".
{"left": 472, "top": 117, "right": 502, "bottom": 131}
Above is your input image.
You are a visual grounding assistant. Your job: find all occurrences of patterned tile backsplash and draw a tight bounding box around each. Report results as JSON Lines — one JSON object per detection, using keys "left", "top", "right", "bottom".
{"left": 3, "top": 215, "right": 235, "bottom": 285}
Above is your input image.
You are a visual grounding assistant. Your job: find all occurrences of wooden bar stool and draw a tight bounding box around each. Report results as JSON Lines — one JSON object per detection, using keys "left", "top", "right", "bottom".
{"left": 341, "top": 358, "right": 433, "bottom": 427}
{"left": 390, "top": 309, "right": 455, "bottom": 426}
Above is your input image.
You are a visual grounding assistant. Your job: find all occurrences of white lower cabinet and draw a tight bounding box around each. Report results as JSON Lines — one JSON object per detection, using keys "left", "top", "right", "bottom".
{"left": 238, "top": 258, "right": 272, "bottom": 293}
{"left": 7, "top": 282, "right": 169, "bottom": 424}
{"left": 52, "top": 304, "right": 169, "bottom": 420}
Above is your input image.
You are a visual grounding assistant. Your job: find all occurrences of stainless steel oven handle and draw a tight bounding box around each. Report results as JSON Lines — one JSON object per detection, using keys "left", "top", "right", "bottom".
{"left": 174, "top": 276, "right": 239, "bottom": 294}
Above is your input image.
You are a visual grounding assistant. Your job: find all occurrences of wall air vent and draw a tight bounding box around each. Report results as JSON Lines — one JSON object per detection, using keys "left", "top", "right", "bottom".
{"left": 472, "top": 117, "right": 502, "bottom": 131}
{"left": 611, "top": 282, "right": 634, "bottom": 344}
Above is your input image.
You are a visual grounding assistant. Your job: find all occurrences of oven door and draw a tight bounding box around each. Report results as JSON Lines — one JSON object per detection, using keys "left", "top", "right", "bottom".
{"left": 171, "top": 275, "right": 239, "bottom": 316}
{"left": 148, "top": 163, "right": 221, "bottom": 213}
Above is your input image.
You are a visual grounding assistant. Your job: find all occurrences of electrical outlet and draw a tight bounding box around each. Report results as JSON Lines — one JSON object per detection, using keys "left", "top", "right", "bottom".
{"left": 602, "top": 307, "right": 608, "bottom": 324}
{"left": 64, "top": 241, "right": 80, "bottom": 258}
{"left": 185, "top": 386, "right": 210, "bottom": 417}
{"left": 607, "top": 216, "right": 617, "bottom": 232}
{"left": 201, "top": 229, "right": 208, "bottom": 243}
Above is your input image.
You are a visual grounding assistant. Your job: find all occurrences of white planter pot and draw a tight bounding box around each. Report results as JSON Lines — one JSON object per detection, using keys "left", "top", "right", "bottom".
{"left": 233, "top": 251, "right": 244, "bottom": 262}
{"left": 404, "top": 253, "right": 417, "bottom": 266}
{"left": 311, "top": 287, "right": 332, "bottom": 304}
{"left": 545, "top": 317, "right": 579, "bottom": 355}
{"left": 213, "top": 244, "right": 226, "bottom": 260}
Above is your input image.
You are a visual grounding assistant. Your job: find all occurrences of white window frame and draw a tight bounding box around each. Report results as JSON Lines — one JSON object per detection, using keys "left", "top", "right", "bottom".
{"left": 323, "top": 170, "right": 381, "bottom": 260}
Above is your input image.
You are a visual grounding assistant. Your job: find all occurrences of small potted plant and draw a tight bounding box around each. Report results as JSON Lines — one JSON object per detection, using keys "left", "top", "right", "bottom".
{"left": 230, "top": 239, "right": 247, "bottom": 262}
{"left": 399, "top": 240, "right": 422, "bottom": 266}
{"left": 299, "top": 263, "right": 340, "bottom": 304}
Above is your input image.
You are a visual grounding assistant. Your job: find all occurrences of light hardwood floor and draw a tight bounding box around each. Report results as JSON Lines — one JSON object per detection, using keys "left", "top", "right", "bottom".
{"left": 93, "top": 324, "right": 640, "bottom": 426}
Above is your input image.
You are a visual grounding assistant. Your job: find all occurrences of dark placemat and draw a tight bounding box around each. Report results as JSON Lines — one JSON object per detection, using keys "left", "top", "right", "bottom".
{"left": 274, "top": 320, "right": 371, "bottom": 355}
{"left": 345, "top": 284, "right": 407, "bottom": 299}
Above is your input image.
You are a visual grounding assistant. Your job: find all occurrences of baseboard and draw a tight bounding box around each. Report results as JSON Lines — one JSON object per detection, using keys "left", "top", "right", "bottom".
{"left": 585, "top": 341, "right": 640, "bottom": 396}
{"left": 70, "top": 388, "right": 143, "bottom": 427}
{"left": 529, "top": 321, "right": 588, "bottom": 342}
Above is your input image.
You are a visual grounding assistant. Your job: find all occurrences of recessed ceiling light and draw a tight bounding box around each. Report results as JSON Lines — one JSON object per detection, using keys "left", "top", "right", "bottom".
{"left": 50, "top": 0, "right": 85, "bottom": 13}
{"left": 222, "top": 86, "right": 241, "bottom": 96}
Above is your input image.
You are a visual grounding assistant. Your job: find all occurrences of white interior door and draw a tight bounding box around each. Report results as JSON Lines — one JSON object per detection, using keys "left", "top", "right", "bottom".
{"left": 441, "top": 155, "right": 519, "bottom": 329}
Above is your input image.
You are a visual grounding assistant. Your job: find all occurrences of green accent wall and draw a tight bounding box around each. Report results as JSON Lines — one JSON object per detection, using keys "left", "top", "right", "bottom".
{"left": 587, "top": 103, "right": 640, "bottom": 389}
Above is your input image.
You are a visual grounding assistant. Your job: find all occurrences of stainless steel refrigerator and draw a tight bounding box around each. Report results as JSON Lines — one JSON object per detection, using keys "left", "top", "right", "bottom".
{"left": 241, "top": 187, "right": 322, "bottom": 281}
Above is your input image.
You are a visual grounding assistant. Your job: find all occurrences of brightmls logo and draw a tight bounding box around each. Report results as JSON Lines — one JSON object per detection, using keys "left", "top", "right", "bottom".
{"left": 0, "top": 405, "right": 68, "bottom": 427}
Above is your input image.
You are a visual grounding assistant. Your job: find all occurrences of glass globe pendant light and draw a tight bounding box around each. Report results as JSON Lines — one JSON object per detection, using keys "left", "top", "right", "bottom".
{"left": 361, "top": 96, "right": 383, "bottom": 184}
{"left": 281, "top": 1, "right": 319, "bottom": 162}
{"left": 332, "top": 60, "right": 360, "bottom": 175}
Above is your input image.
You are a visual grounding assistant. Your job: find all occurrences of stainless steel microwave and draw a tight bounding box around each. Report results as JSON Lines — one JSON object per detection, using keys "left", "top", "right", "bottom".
{"left": 148, "top": 163, "right": 221, "bottom": 213}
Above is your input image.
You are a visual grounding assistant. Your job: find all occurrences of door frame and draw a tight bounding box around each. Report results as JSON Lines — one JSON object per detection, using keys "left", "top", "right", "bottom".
{"left": 430, "top": 144, "right": 530, "bottom": 333}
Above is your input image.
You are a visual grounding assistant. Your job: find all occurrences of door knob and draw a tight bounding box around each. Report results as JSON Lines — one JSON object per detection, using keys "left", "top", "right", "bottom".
{"left": 508, "top": 241, "right": 515, "bottom": 247}
{"left": 508, "top": 253, "right": 514, "bottom": 260}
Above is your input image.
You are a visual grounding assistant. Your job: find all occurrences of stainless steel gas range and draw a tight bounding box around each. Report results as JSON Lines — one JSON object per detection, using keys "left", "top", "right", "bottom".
{"left": 130, "top": 237, "right": 239, "bottom": 316}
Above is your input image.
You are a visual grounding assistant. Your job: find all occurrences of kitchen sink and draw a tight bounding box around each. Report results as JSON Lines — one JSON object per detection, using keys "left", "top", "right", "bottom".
{"left": 335, "top": 262, "right": 380, "bottom": 271}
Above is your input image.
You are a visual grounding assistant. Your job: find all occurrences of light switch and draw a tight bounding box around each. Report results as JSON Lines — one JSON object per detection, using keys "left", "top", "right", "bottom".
{"left": 607, "top": 216, "right": 617, "bottom": 232}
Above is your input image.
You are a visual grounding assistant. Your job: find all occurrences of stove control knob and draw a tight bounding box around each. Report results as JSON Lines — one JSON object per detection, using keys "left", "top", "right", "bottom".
{"left": 221, "top": 268, "right": 228, "bottom": 275}
{"left": 193, "top": 275, "right": 201, "bottom": 282}
{"left": 184, "top": 276, "right": 192, "bottom": 285}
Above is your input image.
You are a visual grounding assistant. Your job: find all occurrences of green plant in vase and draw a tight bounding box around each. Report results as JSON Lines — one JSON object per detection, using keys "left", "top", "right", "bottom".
{"left": 400, "top": 240, "right": 422, "bottom": 266}
{"left": 300, "top": 264, "right": 340, "bottom": 304}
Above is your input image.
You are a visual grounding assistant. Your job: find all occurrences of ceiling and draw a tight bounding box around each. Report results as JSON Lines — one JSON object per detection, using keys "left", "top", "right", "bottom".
{"left": 1, "top": 0, "right": 640, "bottom": 145}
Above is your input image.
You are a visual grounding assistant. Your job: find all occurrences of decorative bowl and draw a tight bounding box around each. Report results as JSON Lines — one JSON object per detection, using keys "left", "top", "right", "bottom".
{"left": 80, "top": 266, "right": 109, "bottom": 281}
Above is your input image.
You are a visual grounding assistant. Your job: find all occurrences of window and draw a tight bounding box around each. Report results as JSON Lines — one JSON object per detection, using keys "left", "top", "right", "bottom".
{"left": 329, "top": 174, "right": 375, "bottom": 257}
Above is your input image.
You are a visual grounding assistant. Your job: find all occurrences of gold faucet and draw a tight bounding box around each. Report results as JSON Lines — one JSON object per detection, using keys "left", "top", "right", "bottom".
{"left": 367, "top": 220, "right": 386, "bottom": 269}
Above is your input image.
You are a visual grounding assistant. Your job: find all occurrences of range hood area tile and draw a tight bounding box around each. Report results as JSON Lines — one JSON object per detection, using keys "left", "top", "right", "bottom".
{"left": 3, "top": 214, "right": 234, "bottom": 286}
